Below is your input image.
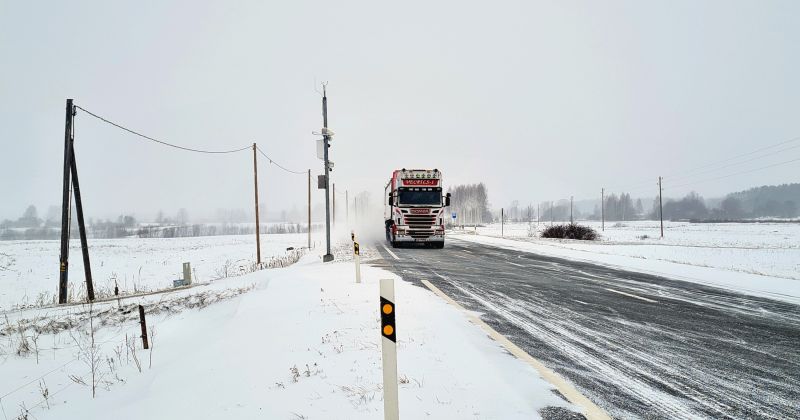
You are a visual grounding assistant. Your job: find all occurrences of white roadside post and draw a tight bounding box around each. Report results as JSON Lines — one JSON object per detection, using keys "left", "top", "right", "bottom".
{"left": 354, "top": 241, "right": 362, "bottom": 284}
{"left": 380, "top": 279, "right": 400, "bottom": 420}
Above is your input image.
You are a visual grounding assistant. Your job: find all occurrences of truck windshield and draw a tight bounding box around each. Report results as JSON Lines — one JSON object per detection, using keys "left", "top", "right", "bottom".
{"left": 398, "top": 188, "right": 442, "bottom": 205}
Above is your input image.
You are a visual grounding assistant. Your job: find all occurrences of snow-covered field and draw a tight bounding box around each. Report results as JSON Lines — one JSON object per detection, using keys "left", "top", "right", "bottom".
{"left": 0, "top": 234, "right": 309, "bottom": 311}
{"left": 0, "top": 245, "right": 579, "bottom": 420}
{"left": 453, "top": 221, "right": 800, "bottom": 303}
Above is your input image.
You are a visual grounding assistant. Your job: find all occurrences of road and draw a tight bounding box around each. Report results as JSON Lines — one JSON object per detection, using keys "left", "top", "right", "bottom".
{"left": 372, "top": 237, "right": 800, "bottom": 419}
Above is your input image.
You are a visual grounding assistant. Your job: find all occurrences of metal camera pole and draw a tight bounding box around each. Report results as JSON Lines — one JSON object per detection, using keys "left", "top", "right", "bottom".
{"left": 322, "top": 85, "right": 334, "bottom": 262}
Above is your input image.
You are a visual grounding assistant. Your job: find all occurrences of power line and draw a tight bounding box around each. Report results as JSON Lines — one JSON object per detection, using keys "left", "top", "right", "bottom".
{"left": 256, "top": 146, "right": 306, "bottom": 175}
{"left": 606, "top": 180, "right": 658, "bottom": 194}
{"left": 604, "top": 135, "right": 800, "bottom": 194}
{"left": 665, "top": 156, "right": 800, "bottom": 190}
{"left": 665, "top": 142, "right": 800, "bottom": 183}
{"left": 663, "top": 135, "right": 800, "bottom": 180}
{"left": 75, "top": 105, "right": 251, "bottom": 154}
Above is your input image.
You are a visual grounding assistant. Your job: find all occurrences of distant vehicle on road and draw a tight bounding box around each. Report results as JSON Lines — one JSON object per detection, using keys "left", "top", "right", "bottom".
{"left": 384, "top": 168, "right": 451, "bottom": 248}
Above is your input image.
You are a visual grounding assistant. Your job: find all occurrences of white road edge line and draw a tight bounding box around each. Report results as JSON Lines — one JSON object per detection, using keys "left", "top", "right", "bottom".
{"left": 421, "top": 278, "right": 611, "bottom": 420}
{"left": 507, "top": 261, "right": 525, "bottom": 267}
{"left": 604, "top": 288, "right": 658, "bottom": 303}
{"left": 381, "top": 244, "right": 400, "bottom": 260}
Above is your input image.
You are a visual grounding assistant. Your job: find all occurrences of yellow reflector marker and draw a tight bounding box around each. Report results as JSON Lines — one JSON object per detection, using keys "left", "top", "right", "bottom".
{"left": 383, "top": 325, "right": 394, "bottom": 336}
{"left": 383, "top": 303, "right": 393, "bottom": 314}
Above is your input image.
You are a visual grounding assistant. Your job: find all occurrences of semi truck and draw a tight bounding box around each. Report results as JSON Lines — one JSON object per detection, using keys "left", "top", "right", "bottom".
{"left": 384, "top": 168, "right": 451, "bottom": 248}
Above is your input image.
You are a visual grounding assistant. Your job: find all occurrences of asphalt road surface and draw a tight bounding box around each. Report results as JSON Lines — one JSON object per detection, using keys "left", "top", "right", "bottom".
{"left": 372, "top": 238, "right": 800, "bottom": 419}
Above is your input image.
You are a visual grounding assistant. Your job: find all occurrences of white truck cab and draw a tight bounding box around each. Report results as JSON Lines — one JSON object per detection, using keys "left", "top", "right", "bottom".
{"left": 384, "top": 168, "right": 451, "bottom": 248}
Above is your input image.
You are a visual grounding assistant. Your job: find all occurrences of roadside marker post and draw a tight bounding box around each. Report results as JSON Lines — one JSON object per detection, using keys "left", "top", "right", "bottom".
{"left": 354, "top": 241, "right": 362, "bottom": 283}
{"left": 138, "top": 305, "right": 149, "bottom": 350}
{"left": 380, "top": 279, "right": 399, "bottom": 420}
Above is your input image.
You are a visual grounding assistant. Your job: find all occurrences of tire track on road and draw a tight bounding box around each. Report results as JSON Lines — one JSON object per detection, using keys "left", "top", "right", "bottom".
{"left": 373, "top": 240, "right": 800, "bottom": 419}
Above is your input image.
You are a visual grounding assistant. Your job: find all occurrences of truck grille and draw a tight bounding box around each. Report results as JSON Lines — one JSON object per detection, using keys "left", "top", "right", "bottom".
{"left": 404, "top": 214, "right": 437, "bottom": 239}
{"left": 404, "top": 214, "right": 436, "bottom": 228}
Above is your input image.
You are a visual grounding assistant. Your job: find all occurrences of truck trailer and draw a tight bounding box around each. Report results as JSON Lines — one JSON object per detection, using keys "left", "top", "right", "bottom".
{"left": 384, "top": 168, "right": 451, "bottom": 248}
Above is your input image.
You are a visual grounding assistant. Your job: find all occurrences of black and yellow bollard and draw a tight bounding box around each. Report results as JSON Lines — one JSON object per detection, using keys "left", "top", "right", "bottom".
{"left": 354, "top": 240, "right": 361, "bottom": 283}
{"left": 380, "top": 279, "right": 399, "bottom": 419}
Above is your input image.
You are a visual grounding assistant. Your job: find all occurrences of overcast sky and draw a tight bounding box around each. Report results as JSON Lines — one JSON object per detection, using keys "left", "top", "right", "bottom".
{"left": 1, "top": 1, "right": 798, "bottom": 221}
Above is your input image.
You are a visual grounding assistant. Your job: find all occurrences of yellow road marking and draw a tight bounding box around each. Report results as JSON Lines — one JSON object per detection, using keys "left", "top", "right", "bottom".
{"left": 421, "top": 279, "right": 610, "bottom": 420}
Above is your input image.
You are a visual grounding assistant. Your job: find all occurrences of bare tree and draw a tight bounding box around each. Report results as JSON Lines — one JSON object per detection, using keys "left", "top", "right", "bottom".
{"left": 71, "top": 303, "right": 104, "bottom": 398}
{"left": 148, "top": 325, "right": 156, "bottom": 369}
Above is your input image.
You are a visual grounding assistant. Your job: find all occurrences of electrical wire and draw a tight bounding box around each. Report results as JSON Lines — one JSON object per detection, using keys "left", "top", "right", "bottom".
{"left": 665, "top": 156, "right": 800, "bottom": 190}
{"left": 665, "top": 142, "right": 800, "bottom": 183}
{"left": 74, "top": 105, "right": 251, "bottom": 154}
{"left": 604, "top": 135, "right": 800, "bottom": 193}
{"left": 255, "top": 146, "right": 307, "bottom": 175}
{"left": 605, "top": 181, "right": 659, "bottom": 194}
{"left": 663, "top": 135, "right": 800, "bottom": 181}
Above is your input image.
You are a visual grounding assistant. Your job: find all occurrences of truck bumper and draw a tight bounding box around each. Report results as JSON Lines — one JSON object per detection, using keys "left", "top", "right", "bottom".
{"left": 393, "top": 231, "right": 445, "bottom": 243}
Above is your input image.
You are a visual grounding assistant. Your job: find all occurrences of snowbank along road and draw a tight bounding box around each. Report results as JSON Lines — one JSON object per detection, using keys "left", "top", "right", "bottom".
{"left": 372, "top": 238, "right": 800, "bottom": 419}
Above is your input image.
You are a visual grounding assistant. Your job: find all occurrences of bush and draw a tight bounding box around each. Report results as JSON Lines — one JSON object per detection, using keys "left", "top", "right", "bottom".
{"left": 541, "top": 223, "right": 598, "bottom": 240}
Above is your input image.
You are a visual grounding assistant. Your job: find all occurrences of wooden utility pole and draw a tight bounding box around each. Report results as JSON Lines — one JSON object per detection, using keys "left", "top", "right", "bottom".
{"left": 58, "top": 99, "right": 95, "bottom": 304}
{"left": 658, "top": 176, "right": 664, "bottom": 238}
{"left": 570, "top": 196, "right": 574, "bottom": 224}
{"left": 58, "top": 100, "right": 74, "bottom": 304}
{"left": 253, "top": 143, "right": 261, "bottom": 265}
{"left": 307, "top": 169, "right": 312, "bottom": 249}
{"left": 601, "top": 188, "right": 605, "bottom": 231}
{"left": 501, "top": 208, "right": 504, "bottom": 237}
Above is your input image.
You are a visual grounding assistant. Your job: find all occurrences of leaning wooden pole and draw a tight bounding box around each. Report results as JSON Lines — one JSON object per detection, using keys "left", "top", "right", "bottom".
{"left": 308, "top": 169, "right": 312, "bottom": 249}
{"left": 69, "top": 140, "right": 94, "bottom": 301}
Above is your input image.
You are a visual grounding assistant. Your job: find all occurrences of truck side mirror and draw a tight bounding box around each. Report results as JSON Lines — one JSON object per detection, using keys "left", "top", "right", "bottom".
{"left": 388, "top": 195, "right": 393, "bottom": 206}
{"left": 445, "top": 193, "right": 451, "bottom": 207}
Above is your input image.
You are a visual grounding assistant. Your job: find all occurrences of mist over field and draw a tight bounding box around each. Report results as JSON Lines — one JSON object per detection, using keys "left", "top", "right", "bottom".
{"left": 1, "top": 1, "right": 799, "bottom": 225}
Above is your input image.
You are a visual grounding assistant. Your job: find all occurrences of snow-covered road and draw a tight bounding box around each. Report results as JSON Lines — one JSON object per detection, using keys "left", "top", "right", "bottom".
{"left": 374, "top": 238, "right": 800, "bottom": 419}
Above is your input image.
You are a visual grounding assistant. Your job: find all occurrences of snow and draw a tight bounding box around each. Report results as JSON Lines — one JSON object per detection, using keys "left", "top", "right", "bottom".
{"left": 0, "top": 244, "right": 577, "bottom": 419}
{"left": 0, "top": 233, "right": 309, "bottom": 311}
{"left": 452, "top": 221, "right": 800, "bottom": 304}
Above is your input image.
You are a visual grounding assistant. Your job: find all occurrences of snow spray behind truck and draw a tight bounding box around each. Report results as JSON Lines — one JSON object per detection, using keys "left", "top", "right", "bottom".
{"left": 384, "top": 169, "right": 451, "bottom": 248}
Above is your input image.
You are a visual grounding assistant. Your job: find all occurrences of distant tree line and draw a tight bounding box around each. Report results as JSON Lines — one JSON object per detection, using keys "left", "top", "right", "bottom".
{"left": 448, "top": 183, "right": 492, "bottom": 225}
{"left": 1, "top": 205, "right": 315, "bottom": 240}
{"left": 596, "top": 193, "right": 644, "bottom": 221}
{"left": 646, "top": 184, "right": 799, "bottom": 221}
{"left": 724, "top": 183, "right": 799, "bottom": 219}
{"left": 136, "top": 223, "right": 310, "bottom": 238}
{"left": 501, "top": 183, "right": 799, "bottom": 223}
{"left": 499, "top": 194, "right": 647, "bottom": 223}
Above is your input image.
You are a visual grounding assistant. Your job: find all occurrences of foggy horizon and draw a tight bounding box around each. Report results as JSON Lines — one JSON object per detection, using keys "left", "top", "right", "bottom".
{"left": 2, "top": 1, "right": 799, "bottom": 222}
